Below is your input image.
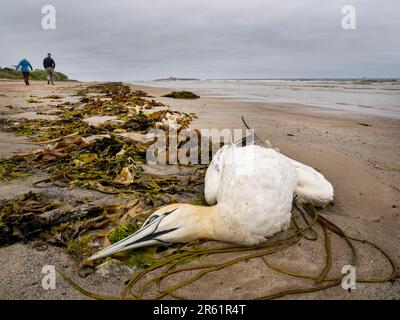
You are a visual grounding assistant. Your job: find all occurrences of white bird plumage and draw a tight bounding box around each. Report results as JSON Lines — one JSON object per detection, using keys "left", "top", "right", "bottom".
{"left": 89, "top": 141, "right": 334, "bottom": 261}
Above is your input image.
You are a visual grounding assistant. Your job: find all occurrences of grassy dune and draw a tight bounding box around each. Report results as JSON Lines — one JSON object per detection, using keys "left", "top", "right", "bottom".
{"left": 0, "top": 67, "right": 68, "bottom": 81}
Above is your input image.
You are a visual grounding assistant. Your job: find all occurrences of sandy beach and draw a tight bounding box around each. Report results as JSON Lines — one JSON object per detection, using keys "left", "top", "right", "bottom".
{"left": 0, "top": 80, "right": 399, "bottom": 300}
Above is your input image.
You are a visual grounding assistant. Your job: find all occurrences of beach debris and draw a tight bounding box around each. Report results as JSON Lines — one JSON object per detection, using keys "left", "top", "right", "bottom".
{"left": 114, "top": 131, "right": 153, "bottom": 144}
{"left": 95, "top": 259, "right": 135, "bottom": 277}
{"left": 0, "top": 158, "right": 31, "bottom": 181}
{"left": 26, "top": 98, "right": 40, "bottom": 104}
{"left": 162, "top": 91, "right": 200, "bottom": 99}
{"left": 57, "top": 109, "right": 396, "bottom": 299}
{"left": 0, "top": 192, "right": 62, "bottom": 244}
{"left": 126, "top": 247, "right": 158, "bottom": 268}
{"left": 0, "top": 191, "right": 129, "bottom": 247}
{"left": 0, "top": 188, "right": 194, "bottom": 274}
{"left": 42, "top": 95, "right": 64, "bottom": 100}
{"left": 83, "top": 115, "right": 122, "bottom": 129}
{"left": 0, "top": 190, "right": 163, "bottom": 266}
{"left": 2, "top": 91, "right": 195, "bottom": 142}
{"left": 1, "top": 118, "right": 99, "bottom": 141}
{"left": 358, "top": 123, "right": 372, "bottom": 127}
{"left": 107, "top": 221, "right": 140, "bottom": 244}
{"left": 60, "top": 202, "right": 398, "bottom": 300}
{"left": 0, "top": 84, "right": 210, "bottom": 268}
{"left": 1, "top": 82, "right": 397, "bottom": 300}
{"left": 114, "top": 165, "right": 136, "bottom": 186}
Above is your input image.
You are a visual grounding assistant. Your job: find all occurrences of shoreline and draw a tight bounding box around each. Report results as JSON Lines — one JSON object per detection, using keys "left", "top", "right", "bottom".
{"left": 131, "top": 82, "right": 385, "bottom": 121}
{"left": 134, "top": 79, "right": 400, "bottom": 121}
{"left": 0, "top": 80, "right": 399, "bottom": 299}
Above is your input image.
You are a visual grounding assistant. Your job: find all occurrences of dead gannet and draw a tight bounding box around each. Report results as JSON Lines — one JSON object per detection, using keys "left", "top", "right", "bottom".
{"left": 89, "top": 143, "right": 333, "bottom": 260}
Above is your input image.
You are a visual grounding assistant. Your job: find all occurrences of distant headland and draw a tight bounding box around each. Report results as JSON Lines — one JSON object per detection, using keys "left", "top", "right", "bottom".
{"left": 153, "top": 76, "right": 201, "bottom": 82}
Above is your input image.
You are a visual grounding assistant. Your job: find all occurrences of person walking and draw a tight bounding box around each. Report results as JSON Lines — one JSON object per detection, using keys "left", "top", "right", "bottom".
{"left": 43, "top": 53, "right": 56, "bottom": 85}
{"left": 15, "top": 58, "right": 33, "bottom": 85}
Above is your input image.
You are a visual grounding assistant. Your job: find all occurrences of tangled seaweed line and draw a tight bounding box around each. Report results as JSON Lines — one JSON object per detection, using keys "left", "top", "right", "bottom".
{"left": 59, "top": 202, "right": 399, "bottom": 300}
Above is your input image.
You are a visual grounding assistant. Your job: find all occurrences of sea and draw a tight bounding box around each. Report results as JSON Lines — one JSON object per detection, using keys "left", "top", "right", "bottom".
{"left": 136, "top": 79, "right": 400, "bottom": 119}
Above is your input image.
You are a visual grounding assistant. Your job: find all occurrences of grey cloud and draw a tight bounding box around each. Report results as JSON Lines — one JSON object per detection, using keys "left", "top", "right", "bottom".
{"left": 0, "top": 0, "right": 399, "bottom": 80}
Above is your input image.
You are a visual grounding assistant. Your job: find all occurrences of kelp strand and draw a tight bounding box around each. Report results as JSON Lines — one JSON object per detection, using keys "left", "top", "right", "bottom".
{"left": 58, "top": 203, "right": 398, "bottom": 300}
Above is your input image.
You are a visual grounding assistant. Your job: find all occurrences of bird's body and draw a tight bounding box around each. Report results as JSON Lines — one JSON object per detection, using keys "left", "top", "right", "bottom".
{"left": 89, "top": 142, "right": 334, "bottom": 261}
{"left": 205, "top": 145, "right": 297, "bottom": 245}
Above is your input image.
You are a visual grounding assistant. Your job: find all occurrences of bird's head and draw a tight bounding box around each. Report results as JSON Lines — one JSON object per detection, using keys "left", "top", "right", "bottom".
{"left": 88, "top": 203, "right": 215, "bottom": 261}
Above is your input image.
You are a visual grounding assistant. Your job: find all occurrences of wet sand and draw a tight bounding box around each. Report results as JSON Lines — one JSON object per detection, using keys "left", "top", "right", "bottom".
{"left": 0, "top": 80, "right": 399, "bottom": 300}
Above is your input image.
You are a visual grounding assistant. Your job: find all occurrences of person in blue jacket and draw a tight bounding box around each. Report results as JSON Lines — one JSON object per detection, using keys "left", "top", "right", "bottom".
{"left": 15, "top": 58, "right": 33, "bottom": 85}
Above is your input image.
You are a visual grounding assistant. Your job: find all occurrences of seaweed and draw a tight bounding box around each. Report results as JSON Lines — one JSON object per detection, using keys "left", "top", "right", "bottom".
{"left": 0, "top": 190, "right": 169, "bottom": 268}
{"left": 0, "top": 191, "right": 127, "bottom": 248}
{"left": 2, "top": 118, "right": 99, "bottom": 141}
{"left": 2, "top": 83, "right": 393, "bottom": 300}
{"left": 0, "top": 158, "right": 31, "bottom": 181}
{"left": 60, "top": 203, "right": 398, "bottom": 300}
{"left": 163, "top": 91, "right": 200, "bottom": 99}
{"left": 2, "top": 83, "right": 196, "bottom": 142}
{"left": 107, "top": 221, "right": 140, "bottom": 244}
{"left": 191, "top": 196, "right": 208, "bottom": 206}
{"left": 127, "top": 247, "right": 157, "bottom": 268}
{"left": 43, "top": 95, "right": 64, "bottom": 100}
{"left": 67, "top": 234, "right": 97, "bottom": 258}
{"left": 0, "top": 82, "right": 208, "bottom": 266}
{"left": 75, "top": 83, "right": 162, "bottom": 114}
{"left": 26, "top": 98, "right": 40, "bottom": 104}
{"left": 0, "top": 192, "right": 62, "bottom": 244}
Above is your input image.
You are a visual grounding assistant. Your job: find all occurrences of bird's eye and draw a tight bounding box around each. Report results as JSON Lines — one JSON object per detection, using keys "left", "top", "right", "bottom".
{"left": 142, "top": 214, "right": 159, "bottom": 227}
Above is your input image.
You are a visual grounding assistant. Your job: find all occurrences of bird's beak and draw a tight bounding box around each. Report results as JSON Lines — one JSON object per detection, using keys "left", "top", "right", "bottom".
{"left": 88, "top": 211, "right": 178, "bottom": 261}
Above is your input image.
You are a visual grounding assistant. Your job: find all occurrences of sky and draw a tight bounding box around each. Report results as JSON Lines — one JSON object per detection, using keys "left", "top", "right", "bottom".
{"left": 1, "top": 0, "right": 399, "bottom": 81}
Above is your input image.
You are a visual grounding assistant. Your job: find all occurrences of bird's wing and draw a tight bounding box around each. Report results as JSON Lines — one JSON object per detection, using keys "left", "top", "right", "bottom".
{"left": 215, "top": 146, "right": 298, "bottom": 244}
{"left": 241, "top": 116, "right": 334, "bottom": 207}
{"left": 204, "top": 144, "right": 230, "bottom": 205}
{"left": 286, "top": 157, "right": 334, "bottom": 207}
{"left": 204, "top": 134, "right": 254, "bottom": 205}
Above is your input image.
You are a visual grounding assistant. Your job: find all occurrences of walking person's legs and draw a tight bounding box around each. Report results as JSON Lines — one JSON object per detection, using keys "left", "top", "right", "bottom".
{"left": 22, "top": 72, "right": 30, "bottom": 85}
{"left": 46, "top": 67, "right": 54, "bottom": 85}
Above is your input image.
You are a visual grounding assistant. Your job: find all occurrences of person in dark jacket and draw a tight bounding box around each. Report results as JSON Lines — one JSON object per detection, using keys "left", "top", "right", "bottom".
{"left": 43, "top": 53, "right": 56, "bottom": 85}
{"left": 15, "top": 58, "right": 33, "bottom": 85}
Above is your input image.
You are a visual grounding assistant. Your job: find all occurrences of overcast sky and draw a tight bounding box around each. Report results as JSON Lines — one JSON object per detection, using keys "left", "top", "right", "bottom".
{"left": 1, "top": 0, "right": 399, "bottom": 81}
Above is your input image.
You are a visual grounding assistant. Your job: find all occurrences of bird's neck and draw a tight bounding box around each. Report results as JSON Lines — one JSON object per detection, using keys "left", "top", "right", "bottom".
{"left": 189, "top": 204, "right": 255, "bottom": 245}
{"left": 186, "top": 205, "right": 236, "bottom": 243}
{"left": 182, "top": 205, "right": 218, "bottom": 240}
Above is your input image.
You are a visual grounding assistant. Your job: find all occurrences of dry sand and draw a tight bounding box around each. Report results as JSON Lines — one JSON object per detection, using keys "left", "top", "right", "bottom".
{"left": 0, "top": 80, "right": 399, "bottom": 300}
